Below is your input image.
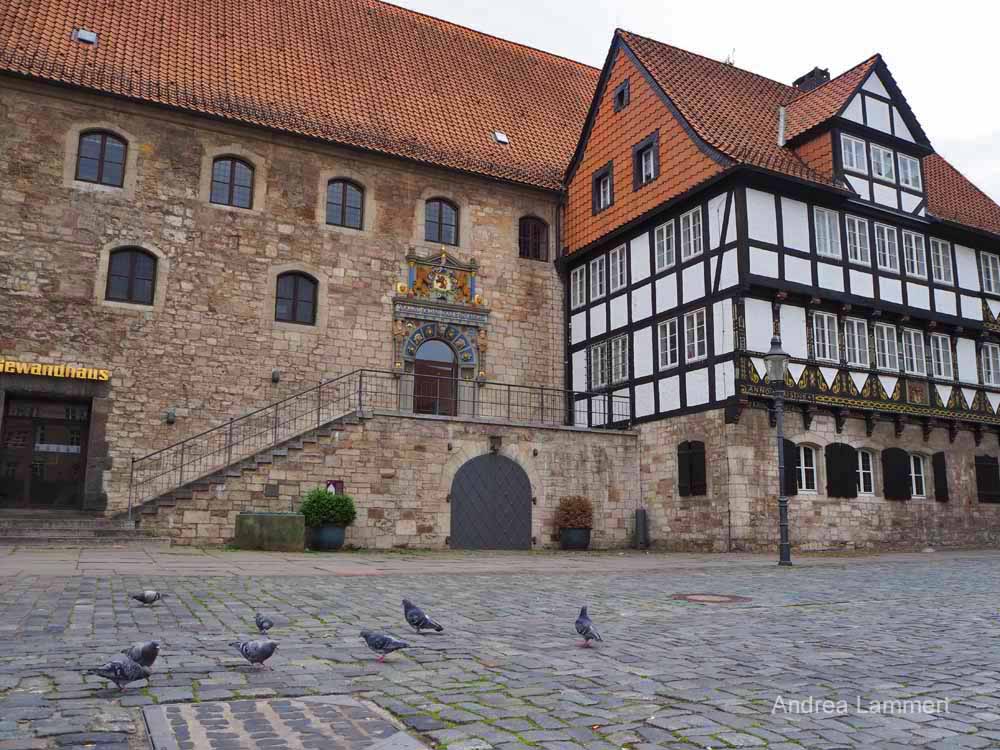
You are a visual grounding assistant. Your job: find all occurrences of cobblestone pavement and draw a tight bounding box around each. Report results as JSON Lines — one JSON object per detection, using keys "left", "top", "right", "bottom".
{"left": 1, "top": 550, "right": 999, "bottom": 749}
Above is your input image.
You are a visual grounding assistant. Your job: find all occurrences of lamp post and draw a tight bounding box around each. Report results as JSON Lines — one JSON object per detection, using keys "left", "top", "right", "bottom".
{"left": 765, "top": 335, "right": 792, "bottom": 566}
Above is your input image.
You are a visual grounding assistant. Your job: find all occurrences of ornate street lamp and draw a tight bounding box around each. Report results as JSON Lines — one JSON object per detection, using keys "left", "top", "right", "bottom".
{"left": 765, "top": 335, "right": 792, "bottom": 566}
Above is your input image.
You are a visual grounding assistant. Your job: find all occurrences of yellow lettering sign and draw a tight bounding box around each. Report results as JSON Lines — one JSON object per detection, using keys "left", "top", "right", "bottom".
{"left": 0, "top": 358, "right": 111, "bottom": 381}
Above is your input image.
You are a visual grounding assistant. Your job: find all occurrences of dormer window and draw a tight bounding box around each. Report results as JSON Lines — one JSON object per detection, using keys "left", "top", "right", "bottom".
{"left": 840, "top": 134, "right": 867, "bottom": 175}
{"left": 631, "top": 132, "right": 659, "bottom": 190}
{"left": 871, "top": 144, "right": 895, "bottom": 182}
{"left": 612, "top": 80, "right": 630, "bottom": 112}
{"left": 899, "top": 154, "right": 922, "bottom": 191}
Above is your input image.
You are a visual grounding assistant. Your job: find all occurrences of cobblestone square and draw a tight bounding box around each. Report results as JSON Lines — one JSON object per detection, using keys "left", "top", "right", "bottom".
{"left": 1, "top": 548, "right": 999, "bottom": 749}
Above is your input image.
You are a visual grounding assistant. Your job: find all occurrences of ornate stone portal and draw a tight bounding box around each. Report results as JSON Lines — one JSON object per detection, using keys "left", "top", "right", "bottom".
{"left": 392, "top": 248, "right": 490, "bottom": 415}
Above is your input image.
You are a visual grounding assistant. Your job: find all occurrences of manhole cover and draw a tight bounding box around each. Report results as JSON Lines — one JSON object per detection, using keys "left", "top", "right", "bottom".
{"left": 671, "top": 593, "right": 752, "bottom": 604}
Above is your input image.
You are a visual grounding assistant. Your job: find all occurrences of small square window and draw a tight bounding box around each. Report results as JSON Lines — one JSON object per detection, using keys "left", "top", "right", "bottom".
{"left": 612, "top": 80, "right": 630, "bottom": 112}
{"left": 841, "top": 134, "right": 868, "bottom": 175}
{"left": 632, "top": 132, "right": 659, "bottom": 189}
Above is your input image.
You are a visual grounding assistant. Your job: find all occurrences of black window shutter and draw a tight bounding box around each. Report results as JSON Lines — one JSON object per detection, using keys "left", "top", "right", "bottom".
{"left": 689, "top": 441, "right": 707, "bottom": 496}
{"left": 932, "top": 452, "right": 949, "bottom": 502}
{"left": 825, "top": 444, "right": 839, "bottom": 497}
{"left": 677, "top": 441, "right": 691, "bottom": 497}
{"left": 882, "top": 447, "right": 911, "bottom": 501}
{"left": 975, "top": 455, "right": 1000, "bottom": 503}
{"left": 781, "top": 438, "right": 798, "bottom": 496}
{"left": 840, "top": 443, "right": 858, "bottom": 498}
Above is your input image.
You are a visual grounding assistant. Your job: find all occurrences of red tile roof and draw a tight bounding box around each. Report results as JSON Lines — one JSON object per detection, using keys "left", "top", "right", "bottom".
{"left": 0, "top": 0, "right": 599, "bottom": 190}
{"left": 924, "top": 154, "right": 1000, "bottom": 238}
{"left": 783, "top": 56, "right": 879, "bottom": 142}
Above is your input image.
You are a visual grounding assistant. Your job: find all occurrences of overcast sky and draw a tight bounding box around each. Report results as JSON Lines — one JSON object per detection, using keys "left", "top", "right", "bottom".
{"left": 396, "top": 0, "right": 1000, "bottom": 202}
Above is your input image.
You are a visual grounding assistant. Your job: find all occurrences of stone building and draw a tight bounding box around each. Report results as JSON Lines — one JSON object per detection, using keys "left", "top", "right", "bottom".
{"left": 1, "top": 0, "right": 998, "bottom": 550}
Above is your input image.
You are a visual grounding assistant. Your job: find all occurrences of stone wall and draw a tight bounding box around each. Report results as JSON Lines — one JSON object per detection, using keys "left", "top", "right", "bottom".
{"left": 143, "top": 412, "right": 640, "bottom": 549}
{"left": 0, "top": 80, "right": 565, "bottom": 511}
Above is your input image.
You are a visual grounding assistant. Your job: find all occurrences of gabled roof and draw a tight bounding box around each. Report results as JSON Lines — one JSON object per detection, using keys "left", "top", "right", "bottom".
{"left": 783, "top": 56, "right": 879, "bottom": 142}
{"left": 0, "top": 0, "right": 599, "bottom": 190}
{"left": 924, "top": 154, "right": 1000, "bottom": 239}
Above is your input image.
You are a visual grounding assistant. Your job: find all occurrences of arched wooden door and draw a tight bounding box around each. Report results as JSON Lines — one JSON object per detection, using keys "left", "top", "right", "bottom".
{"left": 449, "top": 454, "right": 532, "bottom": 550}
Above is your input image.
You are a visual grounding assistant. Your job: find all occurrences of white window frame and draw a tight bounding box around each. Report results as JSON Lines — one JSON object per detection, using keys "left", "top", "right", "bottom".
{"left": 844, "top": 318, "right": 869, "bottom": 367}
{"left": 812, "top": 312, "right": 839, "bottom": 362}
{"left": 901, "top": 328, "right": 926, "bottom": 376}
{"left": 929, "top": 239, "right": 953, "bottom": 286}
{"left": 570, "top": 266, "right": 586, "bottom": 310}
{"left": 902, "top": 231, "right": 927, "bottom": 279}
{"left": 930, "top": 334, "right": 953, "bottom": 380}
{"left": 654, "top": 221, "right": 675, "bottom": 271}
{"left": 589, "top": 342, "right": 609, "bottom": 389}
{"left": 898, "top": 153, "right": 922, "bottom": 191}
{"left": 610, "top": 335, "right": 629, "bottom": 384}
{"left": 598, "top": 174, "right": 611, "bottom": 210}
{"left": 609, "top": 245, "right": 627, "bottom": 293}
{"left": 640, "top": 146, "right": 655, "bottom": 184}
{"left": 983, "top": 343, "right": 1000, "bottom": 387}
{"left": 658, "top": 318, "right": 679, "bottom": 370}
{"left": 874, "top": 223, "right": 899, "bottom": 273}
{"left": 590, "top": 257, "right": 606, "bottom": 300}
{"left": 845, "top": 215, "right": 870, "bottom": 265}
{"left": 874, "top": 323, "right": 899, "bottom": 371}
{"left": 684, "top": 307, "right": 707, "bottom": 362}
{"left": 982, "top": 252, "right": 1000, "bottom": 294}
{"left": 857, "top": 449, "right": 875, "bottom": 495}
{"left": 814, "top": 207, "right": 842, "bottom": 258}
{"left": 910, "top": 454, "right": 926, "bottom": 498}
{"left": 680, "top": 207, "right": 703, "bottom": 261}
{"left": 841, "top": 134, "right": 868, "bottom": 175}
{"left": 798, "top": 445, "right": 817, "bottom": 493}
{"left": 871, "top": 144, "right": 896, "bottom": 182}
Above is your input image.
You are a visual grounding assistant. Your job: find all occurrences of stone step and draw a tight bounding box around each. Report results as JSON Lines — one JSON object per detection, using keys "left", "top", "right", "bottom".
{"left": 0, "top": 517, "right": 138, "bottom": 530}
{"left": 0, "top": 525, "right": 150, "bottom": 537}
{"left": 0, "top": 535, "right": 170, "bottom": 547}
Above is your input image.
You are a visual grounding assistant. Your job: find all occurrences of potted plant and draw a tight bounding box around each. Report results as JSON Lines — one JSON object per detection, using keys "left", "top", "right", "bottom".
{"left": 300, "top": 487, "right": 357, "bottom": 551}
{"left": 555, "top": 495, "right": 593, "bottom": 551}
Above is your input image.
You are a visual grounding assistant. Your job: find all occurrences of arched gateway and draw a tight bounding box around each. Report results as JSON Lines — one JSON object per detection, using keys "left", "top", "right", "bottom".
{"left": 449, "top": 454, "right": 532, "bottom": 550}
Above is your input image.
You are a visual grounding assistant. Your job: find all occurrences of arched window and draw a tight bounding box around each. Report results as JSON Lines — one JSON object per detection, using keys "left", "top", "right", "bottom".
{"left": 275, "top": 272, "right": 317, "bottom": 325}
{"left": 210, "top": 157, "right": 254, "bottom": 208}
{"left": 106, "top": 248, "right": 156, "bottom": 305}
{"left": 518, "top": 217, "right": 549, "bottom": 261}
{"left": 425, "top": 198, "right": 458, "bottom": 245}
{"left": 326, "top": 179, "right": 364, "bottom": 229}
{"left": 76, "top": 131, "right": 127, "bottom": 187}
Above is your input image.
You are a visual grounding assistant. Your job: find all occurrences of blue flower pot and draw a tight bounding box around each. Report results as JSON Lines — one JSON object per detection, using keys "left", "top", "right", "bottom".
{"left": 308, "top": 524, "right": 346, "bottom": 551}
{"left": 559, "top": 528, "right": 591, "bottom": 551}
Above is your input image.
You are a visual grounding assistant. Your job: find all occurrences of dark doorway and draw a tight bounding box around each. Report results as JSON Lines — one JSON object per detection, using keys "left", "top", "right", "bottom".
{"left": 449, "top": 454, "right": 532, "bottom": 550}
{"left": 0, "top": 398, "right": 90, "bottom": 509}
{"left": 413, "top": 340, "right": 458, "bottom": 416}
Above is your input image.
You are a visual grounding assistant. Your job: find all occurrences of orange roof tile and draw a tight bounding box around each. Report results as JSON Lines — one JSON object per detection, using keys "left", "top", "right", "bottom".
{"left": 924, "top": 154, "right": 1000, "bottom": 237}
{"left": 0, "top": 0, "right": 599, "bottom": 190}
{"left": 783, "top": 56, "right": 879, "bottom": 142}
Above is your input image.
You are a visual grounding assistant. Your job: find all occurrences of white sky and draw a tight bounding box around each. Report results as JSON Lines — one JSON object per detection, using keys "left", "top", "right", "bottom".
{"left": 395, "top": 0, "right": 1000, "bottom": 202}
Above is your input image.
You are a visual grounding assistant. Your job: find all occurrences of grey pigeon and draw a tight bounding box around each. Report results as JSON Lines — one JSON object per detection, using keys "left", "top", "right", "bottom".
{"left": 575, "top": 606, "right": 603, "bottom": 647}
{"left": 402, "top": 598, "right": 444, "bottom": 633}
{"left": 360, "top": 630, "right": 410, "bottom": 662}
{"left": 121, "top": 640, "right": 160, "bottom": 667}
{"left": 88, "top": 657, "right": 151, "bottom": 690}
{"left": 130, "top": 590, "right": 164, "bottom": 606}
{"left": 255, "top": 612, "right": 274, "bottom": 635}
{"left": 230, "top": 638, "right": 278, "bottom": 668}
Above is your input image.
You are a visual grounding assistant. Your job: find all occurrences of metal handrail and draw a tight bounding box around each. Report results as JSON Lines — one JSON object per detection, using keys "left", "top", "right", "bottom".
{"left": 127, "top": 368, "right": 631, "bottom": 518}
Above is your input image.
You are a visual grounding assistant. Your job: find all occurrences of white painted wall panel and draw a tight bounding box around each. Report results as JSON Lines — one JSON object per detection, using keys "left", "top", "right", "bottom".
{"left": 817, "top": 262, "right": 844, "bottom": 292}
{"left": 682, "top": 262, "right": 705, "bottom": 303}
{"left": 719, "top": 249, "right": 738, "bottom": 290}
{"left": 589, "top": 303, "right": 606, "bottom": 337}
{"left": 849, "top": 270, "right": 874, "bottom": 297}
{"left": 961, "top": 294, "right": 984, "bottom": 321}
{"left": 572, "top": 349, "right": 587, "bottom": 392}
{"left": 655, "top": 273, "right": 677, "bottom": 313}
{"left": 935, "top": 289, "right": 957, "bottom": 316}
{"left": 779, "top": 305, "right": 808, "bottom": 358}
{"left": 713, "top": 299, "right": 734, "bottom": 354}
{"left": 686, "top": 367, "right": 710, "bottom": 406}
{"left": 957, "top": 338, "right": 978, "bottom": 384}
{"left": 631, "top": 283, "right": 651, "bottom": 322}
{"left": 659, "top": 375, "right": 680, "bottom": 412}
{"left": 708, "top": 193, "right": 727, "bottom": 249}
{"left": 785, "top": 255, "right": 811, "bottom": 285}
{"left": 862, "top": 73, "right": 889, "bottom": 97}
{"left": 843, "top": 93, "right": 863, "bottom": 123}
{"left": 749, "top": 247, "right": 779, "bottom": 278}
{"left": 872, "top": 182, "right": 898, "bottom": 208}
{"left": 634, "top": 382, "right": 655, "bottom": 418}
{"left": 893, "top": 108, "right": 914, "bottom": 142}
{"left": 955, "top": 245, "right": 981, "bottom": 291}
{"left": 867, "top": 97, "right": 891, "bottom": 132}
{"left": 745, "top": 298, "right": 774, "bottom": 353}
{"left": 633, "top": 325, "right": 653, "bottom": 379}
{"left": 900, "top": 191, "right": 921, "bottom": 212}
{"left": 630, "top": 232, "right": 650, "bottom": 283}
{"left": 609, "top": 294, "right": 628, "bottom": 330}
{"left": 747, "top": 188, "right": 777, "bottom": 244}
{"left": 846, "top": 174, "right": 871, "bottom": 201}
{"left": 780, "top": 197, "right": 810, "bottom": 251}
{"left": 714, "top": 361, "right": 735, "bottom": 401}
{"left": 570, "top": 311, "right": 586, "bottom": 344}
{"left": 906, "top": 283, "right": 930, "bottom": 310}
{"left": 880, "top": 277, "right": 903, "bottom": 303}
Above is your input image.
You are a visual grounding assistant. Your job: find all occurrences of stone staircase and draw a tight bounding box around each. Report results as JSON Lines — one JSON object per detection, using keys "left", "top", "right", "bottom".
{"left": 0, "top": 513, "right": 164, "bottom": 546}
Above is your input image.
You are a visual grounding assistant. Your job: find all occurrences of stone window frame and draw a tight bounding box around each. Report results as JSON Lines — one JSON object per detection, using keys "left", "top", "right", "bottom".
{"left": 198, "top": 143, "right": 268, "bottom": 213}
{"left": 411, "top": 187, "right": 471, "bottom": 253}
{"left": 262, "top": 262, "right": 329, "bottom": 333}
{"left": 93, "top": 241, "right": 169, "bottom": 313}
{"left": 63, "top": 121, "right": 140, "bottom": 199}
{"left": 315, "top": 166, "right": 377, "bottom": 236}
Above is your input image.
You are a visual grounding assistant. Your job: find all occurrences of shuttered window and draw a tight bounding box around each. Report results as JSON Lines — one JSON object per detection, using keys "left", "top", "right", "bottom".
{"left": 910, "top": 454, "right": 926, "bottom": 498}
{"left": 781, "top": 439, "right": 799, "bottom": 497}
{"left": 798, "top": 446, "right": 817, "bottom": 492}
{"left": 825, "top": 443, "right": 858, "bottom": 498}
{"left": 857, "top": 450, "right": 875, "bottom": 495}
{"left": 932, "top": 452, "right": 949, "bottom": 502}
{"left": 881, "top": 447, "right": 912, "bottom": 500}
{"left": 975, "top": 455, "right": 1000, "bottom": 503}
{"left": 677, "top": 441, "right": 707, "bottom": 497}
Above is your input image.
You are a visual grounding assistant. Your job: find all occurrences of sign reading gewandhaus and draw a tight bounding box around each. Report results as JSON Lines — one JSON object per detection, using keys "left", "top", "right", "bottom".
{"left": 0, "top": 358, "right": 110, "bottom": 381}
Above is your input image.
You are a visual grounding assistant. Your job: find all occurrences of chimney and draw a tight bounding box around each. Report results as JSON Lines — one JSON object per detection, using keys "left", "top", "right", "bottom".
{"left": 793, "top": 67, "right": 830, "bottom": 92}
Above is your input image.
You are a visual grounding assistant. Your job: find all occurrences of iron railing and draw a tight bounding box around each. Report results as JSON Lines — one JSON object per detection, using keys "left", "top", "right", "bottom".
{"left": 128, "top": 368, "right": 630, "bottom": 516}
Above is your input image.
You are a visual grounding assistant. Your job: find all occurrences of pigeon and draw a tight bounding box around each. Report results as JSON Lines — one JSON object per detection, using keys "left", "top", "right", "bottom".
{"left": 255, "top": 612, "right": 275, "bottom": 635}
{"left": 230, "top": 638, "right": 278, "bottom": 669}
{"left": 130, "top": 590, "right": 165, "bottom": 606}
{"left": 360, "top": 630, "right": 410, "bottom": 662}
{"left": 575, "top": 606, "right": 603, "bottom": 647}
{"left": 121, "top": 640, "right": 160, "bottom": 668}
{"left": 402, "top": 599, "right": 444, "bottom": 634}
{"left": 87, "top": 657, "right": 151, "bottom": 690}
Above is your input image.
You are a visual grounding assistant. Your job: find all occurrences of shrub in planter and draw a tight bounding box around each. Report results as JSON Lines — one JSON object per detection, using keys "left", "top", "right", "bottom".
{"left": 300, "top": 488, "right": 357, "bottom": 551}
{"left": 555, "top": 495, "right": 593, "bottom": 550}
